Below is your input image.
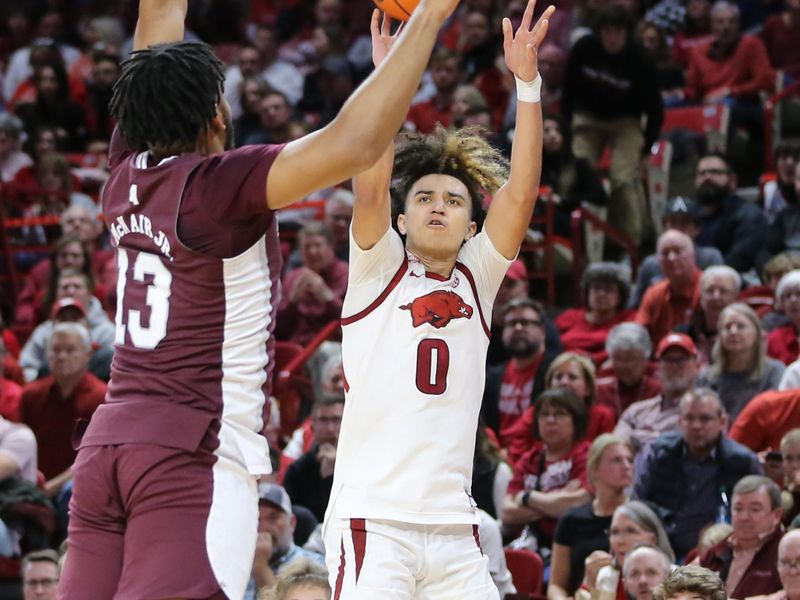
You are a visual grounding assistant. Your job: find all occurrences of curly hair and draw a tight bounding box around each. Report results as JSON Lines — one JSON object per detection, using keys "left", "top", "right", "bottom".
{"left": 653, "top": 566, "right": 726, "bottom": 600}
{"left": 391, "top": 125, "right": 509, "bottom": 230}
{"left": 258, "top": 557, "right": 330, "bottom": 600}
{"left": 110, "top": 41, "right": 224, "bottom": 154}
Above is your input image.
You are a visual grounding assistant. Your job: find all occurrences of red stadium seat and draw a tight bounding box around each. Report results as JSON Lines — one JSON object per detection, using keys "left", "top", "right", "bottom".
{"left": 504, "top": 547, "right": 544, "bottom": 597}
{"left": 662, "top": 105, "right": 730, "bottom": 153}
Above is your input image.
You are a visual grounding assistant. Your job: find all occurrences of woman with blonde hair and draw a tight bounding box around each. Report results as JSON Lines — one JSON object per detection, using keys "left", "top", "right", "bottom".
{"left": 698, "top": 303, "right": 785, "bottom": 421}
{"left": 506, "top": 352, "right": 617, "bottom": 464}
{"left": 548, "top": 434, "right": 634, "bottom": 600}
{"left": 259, "top": 558, "right": 330, "bottom": 600}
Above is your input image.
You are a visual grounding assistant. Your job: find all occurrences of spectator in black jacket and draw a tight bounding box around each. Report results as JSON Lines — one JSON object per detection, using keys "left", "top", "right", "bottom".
{"left": 282, "top": 395, "right": 343, "bottom": 523}
{"left": 694, "top": 153, "right": 767, "bottom": 273}
{"left": 482, "top": 298, "right": 558, "bottom": 448}
{"left": 562, "top": 4, "right": 664, "bottom": 247}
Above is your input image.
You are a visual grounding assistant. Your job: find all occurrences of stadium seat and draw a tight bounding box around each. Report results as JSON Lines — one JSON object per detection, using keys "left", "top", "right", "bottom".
{"left": 504, "top": 547, "right": 544, "bottom": 597}
{"left": 661, "top": 105, "right": 730, "bottom": 153}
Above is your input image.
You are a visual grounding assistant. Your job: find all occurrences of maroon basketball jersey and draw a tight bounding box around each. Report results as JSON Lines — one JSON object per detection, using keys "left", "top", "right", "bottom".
{"left": 82, "top": 131, "right": 283, "bottom": 475}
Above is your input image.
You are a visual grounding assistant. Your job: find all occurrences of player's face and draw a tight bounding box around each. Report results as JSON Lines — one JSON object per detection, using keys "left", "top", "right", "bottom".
{"left": 397, "top": 174, "right": 477, "bottom": 261}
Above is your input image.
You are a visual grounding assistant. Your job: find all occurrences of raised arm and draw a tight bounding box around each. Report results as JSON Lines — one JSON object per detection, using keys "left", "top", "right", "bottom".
{"left": 483, "top": 0, "right": 554, "bottom": 260}
{"left": 266, "top": 1, "right": 459, "bottom": 210}
{"left": 133, "top": 0, "right": 187, "bottom": 51}
{"left": 351, "top": 14, "right": 402, "bottom": 250}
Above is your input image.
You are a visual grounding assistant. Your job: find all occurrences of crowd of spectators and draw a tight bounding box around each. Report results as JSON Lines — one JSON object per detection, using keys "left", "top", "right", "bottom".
{"left": 0, "top": 0, "right": 799, "bottom": 598}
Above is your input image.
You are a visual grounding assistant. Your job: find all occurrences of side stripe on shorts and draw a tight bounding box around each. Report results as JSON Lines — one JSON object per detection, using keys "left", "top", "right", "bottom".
{"left": 333, "top": 518, "right": 368, "bottom": 600}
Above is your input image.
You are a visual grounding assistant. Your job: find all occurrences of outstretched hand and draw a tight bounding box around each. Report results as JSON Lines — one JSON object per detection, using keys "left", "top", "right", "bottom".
{"left": 502, "top": 0, "right": 555, "bottom": 82}
{"left": 371, "top": 10, "right": 404, "bottom": 68}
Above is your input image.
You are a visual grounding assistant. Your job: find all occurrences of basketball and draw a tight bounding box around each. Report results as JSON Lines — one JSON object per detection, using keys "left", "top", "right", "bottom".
{"left": 373, "top": 0, "right": 420, "bottom": 21}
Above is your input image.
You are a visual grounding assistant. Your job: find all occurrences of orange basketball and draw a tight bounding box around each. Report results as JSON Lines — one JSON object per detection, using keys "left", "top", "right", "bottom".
{"left": 373, "top": 0, "right": 420, "bottom": 21}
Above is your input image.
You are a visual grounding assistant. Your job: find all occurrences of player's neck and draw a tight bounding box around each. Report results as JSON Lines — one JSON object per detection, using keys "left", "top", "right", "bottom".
{"left": 407, "top": 246, "right": 456, "bottom": 278}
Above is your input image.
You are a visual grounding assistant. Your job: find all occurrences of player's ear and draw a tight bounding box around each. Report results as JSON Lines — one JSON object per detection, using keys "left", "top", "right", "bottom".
{"left": 397, "top": 213, "right": 407, "bottom": 235}
{"left": 464, "top": 220, "right": 477, "bottom": 240}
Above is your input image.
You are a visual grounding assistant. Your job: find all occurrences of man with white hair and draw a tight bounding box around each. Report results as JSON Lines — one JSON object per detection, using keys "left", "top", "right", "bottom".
{"left": 20, "top": 322, "right": 105, "bottom": 499}
{"left": 768, "top": 270, "right": 800, "bottom": 365}
{"left": 0, "top": 112, "right": 32, "bottom": 182}
{"left": 623, "top": 544, "right": 673, "bottom": 600}
{"left": 675, "top": 265, "right": 741, "bottom": 363}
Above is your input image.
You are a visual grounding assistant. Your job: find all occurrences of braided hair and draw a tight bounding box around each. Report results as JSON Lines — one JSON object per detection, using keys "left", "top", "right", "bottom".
{"left": 110, "top": 41, "right": 225, "bottom": 154}
{"left": 391, "top": 125, "right": 509, "bottom": 230}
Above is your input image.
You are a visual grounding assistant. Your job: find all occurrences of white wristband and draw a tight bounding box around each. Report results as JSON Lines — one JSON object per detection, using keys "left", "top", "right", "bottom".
{"left": 515, "top": 74, "right": 542, "bottom": 104}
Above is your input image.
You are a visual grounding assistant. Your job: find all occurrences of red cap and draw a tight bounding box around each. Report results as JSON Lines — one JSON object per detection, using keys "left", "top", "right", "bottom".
{"left": 655, "top": 333, "right": 698, "bottom": 359}
{"left": 505, "top": 259, "right": 528, "bottom": 282}
{"left": 51, "top": 297, "right": 87, "bottom": 320}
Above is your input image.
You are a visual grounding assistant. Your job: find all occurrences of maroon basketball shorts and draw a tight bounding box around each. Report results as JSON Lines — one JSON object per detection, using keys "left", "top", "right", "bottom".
{"left": 58, "top": 439, "right": 258, "bottom": 600}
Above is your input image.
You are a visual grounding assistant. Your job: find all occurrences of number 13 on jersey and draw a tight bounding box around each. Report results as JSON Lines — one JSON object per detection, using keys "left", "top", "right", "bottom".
{"left": 115, "top": 247, "right": 173, "bottom": 349}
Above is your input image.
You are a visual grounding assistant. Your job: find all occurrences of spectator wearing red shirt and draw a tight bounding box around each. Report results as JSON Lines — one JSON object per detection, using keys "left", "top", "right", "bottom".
{"left": 405, "top": 48, "right": 462, "bottom": 134}
{"left": 596, "top": 323, "right": 661, "bottom": 418}
{"left": 684, "top": 1, "right": 774, "bottom": 140}
{"left": 0, "top": 336, "right": 22, "bottom": 422}
{"left": 556, "top": 262, "right": 635, "bottom": 367}
{"left": 504, "top": 352, "right": 617, "bottom": 465}
{"left": 637, "top": 229, "right": 702, "bottom": 347}
{"left": 672, "top": 0, "right": 714, "bottom": 68}
{"left": 20, "top": 322, "right": 105, "bottom": 497}
{"left": 731, "top": 389, "right": 800, "bottom": 453}
{"left": 276, "top": 221, "right": 348, "bottom": 346}
{"left": 767, "top": 270, "right": 800, "bottom": 366}
{"left": 482, "top": 298, "right": 557, "bottom": 447}
{"left": 761, "top": 0, "right": 800, "bottom": 78}
{"left": 502, "top": 387, "right": 592, "bottom": 550}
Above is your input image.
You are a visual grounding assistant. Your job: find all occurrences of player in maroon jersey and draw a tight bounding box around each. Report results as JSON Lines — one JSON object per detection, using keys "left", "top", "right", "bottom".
{"left": 57, "top": 0, "right": 463, "bottom": 598}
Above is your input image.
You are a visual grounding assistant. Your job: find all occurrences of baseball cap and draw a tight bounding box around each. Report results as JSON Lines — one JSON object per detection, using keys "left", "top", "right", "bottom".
{"left": 663, "top": 196, "right": 698, "bottom": 219}
{"left": 655, "top": 333, "right": 698, "bottom": 359}
{"left": 505, "top": 259, "right": 528, "bottom": 282}
{"left": 258, "top": 482, "right": 292, "bottom": 514}
{"left": 51, "top": 297, "right": 87, "bottom": 320}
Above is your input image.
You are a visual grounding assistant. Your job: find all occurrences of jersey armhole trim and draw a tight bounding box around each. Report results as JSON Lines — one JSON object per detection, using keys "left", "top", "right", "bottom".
{"left": 340, "top": 256, "right": 408, "bottom": 326}
{"left": 456, "top": 261, "right": 491, "bottom": 339}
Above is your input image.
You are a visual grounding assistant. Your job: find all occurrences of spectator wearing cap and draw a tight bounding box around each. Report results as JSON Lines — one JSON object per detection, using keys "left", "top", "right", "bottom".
{"left": 694, "top": 153, "right": 767, "bottom": 273}
{"left": 596, "top": 323, "right": 661, "bottom": 418}
{"left": 675, "top": 265, "right": 742, "bottom": 364}
{"left": 630, "top": 197, "right": 724, "bottom": 309}
{"left": 763, "top": 158, "right": 800, "bottom": 263}
{"left": 698, "top": 303, "right": 784, "bottom": 421}
{"left": 246, "top": 483, "right": 324, "bottom": 600}
{"left": 488, "top": 259, "right": 563, "bottom": 366}
{"left": 614, "top": 333, "right": 700, "bottom": 455}
{"left": 555, "top": 262, "right": 635, "bottom": 367}
{"left": 482, "top": 298, "right": 558, "bottom": 447}
{"left": 20, "top": 268, "right": 114, "bottom": 382}
{"left": 561, "top": 3, "right": 664, "bottom": 247}
{"left": 767, "top": 271, "right": 800, "bottom": 366}
{"left": 730, "top": 389, "right": 800, "bottom": 453}
{"left": 700, "top": 475, "right": 783, "bottom": 598}
{"left": 636, "top": 230, "right": 702, "bottom": 347}
{"left": 20, "top": 322, "right": 105, "bottom": 503}
{"left": 634, "top": 389, "right": 761, "bottom": 559}
{"left": 0, "top": 112, "right": 32, "bottom": 183}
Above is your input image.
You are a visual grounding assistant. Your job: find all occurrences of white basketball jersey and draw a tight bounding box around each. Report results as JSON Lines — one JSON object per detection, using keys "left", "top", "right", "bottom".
{"left": 328, "top": 228, "right": 511, "bottom": 525}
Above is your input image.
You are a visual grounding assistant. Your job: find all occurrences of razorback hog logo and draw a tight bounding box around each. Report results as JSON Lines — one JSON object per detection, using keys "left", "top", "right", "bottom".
{"left": 400, "top": 290, "right": 473, "bottom": 328}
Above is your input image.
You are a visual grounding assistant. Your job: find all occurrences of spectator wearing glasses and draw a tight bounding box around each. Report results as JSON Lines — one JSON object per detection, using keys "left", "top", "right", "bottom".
{"left": 693, "top": 153, "right": 767, "bottom": 274}
{"left": 21, "top": 549, "right": 59, "bottom": 600}
{"left": 482, "top": 298, "right": 557, "bottom": 447}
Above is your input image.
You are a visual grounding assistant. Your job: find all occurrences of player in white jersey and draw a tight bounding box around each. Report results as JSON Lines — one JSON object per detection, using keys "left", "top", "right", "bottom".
{"left": 324, "top": 2, "right": 555, "bottom": 598}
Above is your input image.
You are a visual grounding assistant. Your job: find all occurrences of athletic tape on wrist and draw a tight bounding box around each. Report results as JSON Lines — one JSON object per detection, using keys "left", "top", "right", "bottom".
{"left": 516, "top": 74, "right": 542, "bottom": 103}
